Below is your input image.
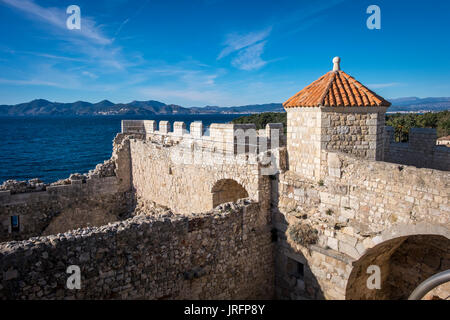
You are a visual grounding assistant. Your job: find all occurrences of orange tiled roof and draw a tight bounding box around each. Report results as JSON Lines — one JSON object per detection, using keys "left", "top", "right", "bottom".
{"left": 283, "top": 61, "right": 391, "bottom": 108}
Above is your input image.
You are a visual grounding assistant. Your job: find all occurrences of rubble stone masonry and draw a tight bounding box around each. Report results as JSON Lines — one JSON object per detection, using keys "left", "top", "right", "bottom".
{"left": 274, "top": 151, "right": 449, "bottom": 299}
{"left": 0, "top": 200, "right": 274, "bottom": 299}
{"left": 0, "top": 177, "right": 131, "bottom": 243}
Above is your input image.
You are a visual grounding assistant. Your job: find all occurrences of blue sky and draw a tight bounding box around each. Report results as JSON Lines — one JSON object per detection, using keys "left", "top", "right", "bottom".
{"left": 0, "top": 0, "right": 449, "bottom": 106}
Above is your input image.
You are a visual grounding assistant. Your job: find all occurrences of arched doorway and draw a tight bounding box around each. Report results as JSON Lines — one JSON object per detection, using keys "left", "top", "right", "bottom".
{"left": 345, "top": 234, "right": 450, "bottom": 300}
{"left": 211, "top": 179, "right": 249, "bottom": 208}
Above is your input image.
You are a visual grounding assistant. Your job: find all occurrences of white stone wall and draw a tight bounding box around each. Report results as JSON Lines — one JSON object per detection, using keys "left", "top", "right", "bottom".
{"left": 286, "top": 106, "right": 387, "bottom": 180}
{"left": 128, "top": 138, "right": 266, "bottom": 214}
{"left": 286, "top": 107, "right": 322, "bottom": 179}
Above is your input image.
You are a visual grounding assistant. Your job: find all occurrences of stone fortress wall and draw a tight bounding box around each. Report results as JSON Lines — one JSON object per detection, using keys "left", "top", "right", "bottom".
{"left": 384, "top": 126, "right": 450, "bottom": 171}
{"left": 278, "top": 96, "right": 449, "bottom": 300}
{"left": 0, "top": 119, "right": 279, "bottom": 299}
{"left": 121, "top": 119, "right": 285, "bottom": 155}
{"left": 0, "top": 133, "right": 135, "bottom": 243}
{"left": 0, "top": 200, "right": 273, "bottom": 300}
{"left": 274, "top": 151, "right": 450, "bottom": 299}
{"left": 0, "top": 176, "right": 130, "bottom": 243}
{"left": 122, "top": 120, "right": 283, "bottom": 214}
{"left": 0, "top": 109, "right": 449, "bottom": 300}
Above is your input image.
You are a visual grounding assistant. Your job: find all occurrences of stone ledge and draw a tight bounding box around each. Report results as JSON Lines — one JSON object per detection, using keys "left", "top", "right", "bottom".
{"left": 309, "top": 244, "right": 355, "bottom": 264}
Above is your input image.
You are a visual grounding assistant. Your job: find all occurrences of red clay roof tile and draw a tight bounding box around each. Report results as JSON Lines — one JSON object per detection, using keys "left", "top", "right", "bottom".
{"left": 283, "top": 67, "right": 391, "bottom": 108}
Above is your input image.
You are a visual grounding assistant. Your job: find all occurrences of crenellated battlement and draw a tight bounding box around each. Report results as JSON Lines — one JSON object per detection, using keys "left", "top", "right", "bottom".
{"left": 121, "top": 120, "right": 286, "bottom": 155}
{"left": 384, "top": 126, "right": 450, "bottom": 171}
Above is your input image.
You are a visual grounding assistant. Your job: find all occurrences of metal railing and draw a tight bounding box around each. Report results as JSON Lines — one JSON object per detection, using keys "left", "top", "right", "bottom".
{"left": 408, "top": 269, "right": 450, "bottom": 300}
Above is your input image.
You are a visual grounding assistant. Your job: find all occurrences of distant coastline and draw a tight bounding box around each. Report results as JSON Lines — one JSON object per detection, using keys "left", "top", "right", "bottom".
{"left": 1, "top": 97, "right": 449, "bottom": 116}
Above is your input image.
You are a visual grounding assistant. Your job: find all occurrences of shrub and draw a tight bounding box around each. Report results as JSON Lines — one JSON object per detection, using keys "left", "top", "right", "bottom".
{"left": 287, "top": 222, "right": 318, "bottom": 246}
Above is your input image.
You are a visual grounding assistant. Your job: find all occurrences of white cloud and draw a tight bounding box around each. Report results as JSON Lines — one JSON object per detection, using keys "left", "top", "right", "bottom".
{"left": 0, "top": 0, "right": 111, "bottom": 45}
{"left": 231, "top": 41, "right": 268, "bottom": 71}
{"left": 217, "top": 27, "right": 271, "bottom": 60}
{"left": 82, "top": 71, "right": 98, "bottom": 79}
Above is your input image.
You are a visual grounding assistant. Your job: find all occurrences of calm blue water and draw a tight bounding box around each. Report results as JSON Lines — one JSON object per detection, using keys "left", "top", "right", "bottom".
{"left": 0, "top": 114, "right": 246, "bottom": 184}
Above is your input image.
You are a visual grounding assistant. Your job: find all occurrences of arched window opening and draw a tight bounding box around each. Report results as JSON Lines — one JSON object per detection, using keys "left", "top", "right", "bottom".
{"left": 211, "top": 179, "right": 249, "bottom": 208}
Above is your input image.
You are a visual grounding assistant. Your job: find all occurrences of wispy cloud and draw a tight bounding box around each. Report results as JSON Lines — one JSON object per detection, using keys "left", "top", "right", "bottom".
{"left": 217, "top": 27, "right": 271, "bottom": 60}
{"left": 0, "top": 0, "right": 135, "bottom": 71}
{"left": 1, "top": 49, "right": 87, "bottom": 62}
{"left": 113, "top": 18, "right": 130, "bottom": 38}
{"left": 231, "top": 41, "right": 268, "bottom": 71}
{"left": 0, "top": 0, "right": 111, "bottom": 45}
{"left": 0, "top": 62, "right": 83, "bottom": 89}
{"left": 216, "top": 1, "right": 346, "bottom": 72}
{"left": 112, "top": 0, "right": 150, "bottom": 41}
{"left": 0, "top": 78, "right": 65, "bottom": 88}
{"left": 141, "top": 60, "right": 226, "bottom": 87}
{"left": 217, "top": 27, "right": 272, "bottom": 71}
{"left": 135, "top": 61, "right": 231, "bottom": 105}
{"left": 138, "top": 87, "right": 228, "bottom": 106}
{"left": 277, "top": 0, "right": 346, "bottom": 37}
{"left": 367, "top": 82, "right": 402, "bottom": 89}
{"left": 82, "top": 71, "right": 98, "bottom": 79}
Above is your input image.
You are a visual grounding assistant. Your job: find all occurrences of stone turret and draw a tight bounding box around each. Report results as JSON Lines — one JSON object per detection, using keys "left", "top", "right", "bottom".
{"left": 283, "top": 57, "right": 391, "bottom": 179}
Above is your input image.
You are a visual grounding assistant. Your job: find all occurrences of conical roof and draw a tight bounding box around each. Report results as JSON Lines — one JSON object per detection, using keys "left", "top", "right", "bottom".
{"left": 283, "top": 57, "right": 391, "bottom": 108}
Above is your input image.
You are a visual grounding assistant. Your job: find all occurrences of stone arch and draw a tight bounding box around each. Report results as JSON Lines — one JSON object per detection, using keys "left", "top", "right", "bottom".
{"left": 345, "top": 232, "right": 450, "bottom": 300}
{"left": 211, "top": 179, "right": 249, "bottom": 208}
{"left": 42, "top": 202, "right": 120, "bottom": 236}
{"left": 376, "top": 222, "right": 450, "bottom": 244}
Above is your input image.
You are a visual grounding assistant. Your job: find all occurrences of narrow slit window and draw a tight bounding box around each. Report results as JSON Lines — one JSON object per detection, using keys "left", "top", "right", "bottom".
{"left": 297, "top": 261, "right": 304, "bottom": 278}
{"left": 287, "top": 257, "right": 304, "bottom": 280}
{"left": 11, "top": 215, "right": 20, "bottom": 232}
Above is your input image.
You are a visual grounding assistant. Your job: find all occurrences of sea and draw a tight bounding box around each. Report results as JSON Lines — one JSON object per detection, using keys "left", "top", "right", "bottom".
{"left": 0, "top": 114, "right": 247, "bottom": 184}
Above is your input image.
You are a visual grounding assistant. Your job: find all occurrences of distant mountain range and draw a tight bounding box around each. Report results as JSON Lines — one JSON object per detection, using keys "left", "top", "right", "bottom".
{"left": 387, "top": 97, "right": 450, "bottom": 112}
{"left": 0, "top": 97, "right": 448, "bottom": 116}
{"left": 0, "top": 99, "right": 284, "bottom": 116}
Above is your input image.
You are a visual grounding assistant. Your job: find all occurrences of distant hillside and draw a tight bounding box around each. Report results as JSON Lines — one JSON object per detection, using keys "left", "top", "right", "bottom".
{"left": 388, "top": 97, "right": 450, "bottom": 112}
{"left": 0, "top": 99, "right": 189, "bottom": 116}
{"left": 189, "top": 103, "right": 284, "bottom": 114}
{"left": 0, "top": 97, "right": 448, "bottom": 116}
{"left": 0, "top": 99, "right": 283, "bottom": 116}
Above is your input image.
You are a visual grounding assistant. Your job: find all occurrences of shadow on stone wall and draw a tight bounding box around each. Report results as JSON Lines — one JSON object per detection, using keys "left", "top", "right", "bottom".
{"left": 274, "top": 214, "right": 325, "bottom": 300}
{"left": 271, "top": 172, "right": 324, "bottom": 299}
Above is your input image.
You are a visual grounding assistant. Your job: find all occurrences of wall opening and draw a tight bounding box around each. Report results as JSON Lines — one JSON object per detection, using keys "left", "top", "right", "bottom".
{"left": 211, "top": 179, "right": 249, "bottom": 208}
{"left": 287, "top": 257, "right": 304, "bottom": 280}
{"left": 345, "top": 234, "right": 450, "bottom": 300}
{"left": 10, "top": 215, "right": 20, "bottom": 232}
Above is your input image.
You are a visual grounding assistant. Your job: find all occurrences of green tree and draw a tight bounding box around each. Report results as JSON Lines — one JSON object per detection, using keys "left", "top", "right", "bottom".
{"left": 386, "top": 111, "right": 449, "bottom": 141}
{"left": 232, "top": 112, "right": 287, "bottom": 132}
